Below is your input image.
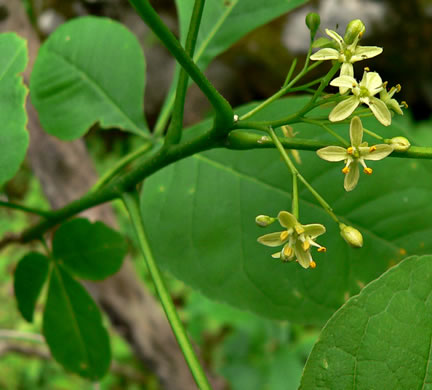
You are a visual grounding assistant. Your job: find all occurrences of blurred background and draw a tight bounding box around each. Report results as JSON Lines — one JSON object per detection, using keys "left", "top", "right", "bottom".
{"left": 1, "top": 0, "right": 431, "bottom": 388}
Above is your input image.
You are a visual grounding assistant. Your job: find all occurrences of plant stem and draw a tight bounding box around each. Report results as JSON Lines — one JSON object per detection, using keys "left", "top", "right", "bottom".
{"left": 90, "top": 142, "right": 154, "bottom": 193}
{"left": 239, "top": 60, "right": 323, "bottom": 121}
{"left": 0, "top": 329, "right": 44, "bottom": 344}
{"left": 301, "top": 118, "right": 349, "bottom": 146}
{"left": 0, "top": 201, "right": 52, "bottom": 218}
{"left": 128, "top": 0, "right": 233, "bottom": 130}
{"left": 292, "top": 173, "right": 299, "bottom": 220}
{"left": 283, "top": 58, "right": 297, "bottom": 87}
{"left": 122, "top": 191, "right": 212, "bottom": 390}
{"left": 165, "top": 0, "right": 205, "bottom": 145}
{"left": 266, "top": 127, "right": 339, "bottom": 223}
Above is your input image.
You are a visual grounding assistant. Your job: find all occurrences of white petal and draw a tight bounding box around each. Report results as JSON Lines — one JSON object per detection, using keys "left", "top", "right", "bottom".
{"left": 294, "top": 241, "right": 312, "bottom": 268}
{"left": 350, "top": 116, "right": 363, "bottom": 147}
{"left": 351, "top": 46, "right": 383, "bottom": 62}
{"left": 277, "top": 211, "right": 297, "bottom": 229}
{"left": 344, "top": 161, "right": 360, "bottom": 191}
{"left": 363, "top": 144, "right": 394, "bottom": 160}
{"left": 302, "top": 224, "right": 326, "bottom": 238}
{"left": 363, "top": 72, "right": 383, "bottom": 95}
{"left": 339, "top": 63, "right": 354, "bottom": 94}
{"left": 325, "top": 29, "right": 344, "bottom": 48}
{"left": 329, "top": 96, "right": 360, "bottom": 122}
{"left": 310, "top": 48, "right": 340, "bottom": 61}
{"left": 271, "top": 252, "right": 281, "bottom": 259}
{"left": 257, "top": 232, "right": 285, "bottom": 247}
{"left": 317, "top": 146, "right": 348, "bottom": 161}
{"left": 366, "top": 97, "right": 392, "bottom": 126}
{"left": 330, "top": 75, "right": 357, "bottom": 89}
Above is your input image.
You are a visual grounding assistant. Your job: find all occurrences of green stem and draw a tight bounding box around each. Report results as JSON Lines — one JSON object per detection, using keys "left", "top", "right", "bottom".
{"left": 0, "top": 201, "right": 52, "bottom": 218}
{"left": 266, "top": 127, "right": 339, "bottom": 223}
{"left": 283, "top": 58, "right": 297, "bottom": 87}
{"left": 363, "top": 127, "right": 384, "bottom": 141}
{"left": 301, "top": 118, "right": 349, "bottom": 146}
{"left": 292, "top": 173, "right": 299, "bottom": 220}
{"left": 239, "top": 60, "right": 323, "bottom": 121}
{"left": 90, "top": 142, "right": 154, "bottom": 193}
{"left": 165, "top": 0, "right": 205, "bottom": 145}
{"left": 122, "top": 191, "right": 212, "bottom": 390}
{"left": 128, "top": 0, "right": 233, "bottom": 130}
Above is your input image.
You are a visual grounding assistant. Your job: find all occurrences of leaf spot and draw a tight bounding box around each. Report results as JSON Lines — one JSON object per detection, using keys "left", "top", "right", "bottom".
{"left": 158, "top": 185, "right": 166, "bottom": 193}
{"left": 322, "top": 359, "right": 329, "bottom": 369}
{"left": 356, "top": 280, "right": 365, "bottom": 289}
{"left": 188, "top": 187, "right": 196, "bottom": 195}
{"left": 344, "top": 291, "right": 350, "bottom": 301}
{"left": 292, "top": 289, "right": 302, "bottom": 299}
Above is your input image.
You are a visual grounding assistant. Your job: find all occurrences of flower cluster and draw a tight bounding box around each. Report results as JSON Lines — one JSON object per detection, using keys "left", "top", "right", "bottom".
{"left": 310, "top": 20, "right": 404, "bottom": 126}
{"left": 257, "top": 211, "right": 326, "bottom": 269}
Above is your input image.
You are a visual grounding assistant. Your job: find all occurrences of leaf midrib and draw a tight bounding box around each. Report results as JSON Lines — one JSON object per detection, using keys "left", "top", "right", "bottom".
{"left": 47, "top": 48, "right": 147, "bottom": 137}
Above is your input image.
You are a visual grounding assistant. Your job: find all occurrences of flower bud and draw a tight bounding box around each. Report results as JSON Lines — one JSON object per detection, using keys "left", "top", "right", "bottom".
{"left": 389, "top": 136, "right": 410, "bottom": 152}
{"left": 255, "top": 215, "right": 276, "bottom": 227}
{"left": 344, "top": 19, "right": 365, "bottom": 45}
{"left": 339, "top": 224, "right": 363, "bottom": 248}
{"left": 305, "top": 12, "right": 320, "bottom": 38}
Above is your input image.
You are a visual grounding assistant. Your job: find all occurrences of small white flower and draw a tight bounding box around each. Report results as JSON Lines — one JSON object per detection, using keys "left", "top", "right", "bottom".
{"left": 257, "top": 211, "right": 326, "bottom": 269}
{"left": 317, "top": 116, "right": 393, "bottom": 191}
{"left": 379, "top": 83, "right": 404, "bottom": 115}
{"left": 310, "top": 26, "right": 382, "bottom": 92}
{"left": 329, "top": 70, "right": 392, "bottom": 126}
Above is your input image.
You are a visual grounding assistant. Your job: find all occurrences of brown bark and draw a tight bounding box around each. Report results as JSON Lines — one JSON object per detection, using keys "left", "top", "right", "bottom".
{"left": 0, "top": 1, "right": 224, "bottom": 388}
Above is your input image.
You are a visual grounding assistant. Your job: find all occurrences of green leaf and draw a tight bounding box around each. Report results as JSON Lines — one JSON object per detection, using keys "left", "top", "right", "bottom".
{"left": 176, "top": 0, "right": 308, "bottom": 68}
{"left": 52, "top": 218, "right": 127, "bottom": 281}
{"left": 141, "top": 96, "right": 432, "bottom": 324}
{"left": 43, "top": 264, "right": 110, "bottom": 380}
{"left": 300, "top": 255, "right": 432, "bottom": 390}
{"left": 14, "top": 252, "right": 49, "bottom": 322}
{"left": 30, "top": 16, "right": 148, "bottom": 140}
{"left": 0, "top": 33, "right": 29, "bottom": 186}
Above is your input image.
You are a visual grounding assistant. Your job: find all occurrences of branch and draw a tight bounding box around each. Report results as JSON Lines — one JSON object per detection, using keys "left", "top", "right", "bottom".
{"left": 128, "top": 0, "right": 233, "bottom": 130}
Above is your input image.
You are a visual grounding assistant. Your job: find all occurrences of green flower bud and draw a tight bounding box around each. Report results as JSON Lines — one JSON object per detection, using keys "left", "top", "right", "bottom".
{"left": 305, "top": 12, "right": 320, "bottom": 38}
{"left": 255, "top": 215, "right": 276, "bottom": 227}
{"left": 339, "top": 224, "right": 363, "bottom": 248}
{"left": 389, "top": 136, "right": 411, "bottom": 152}
{"left": 344, "top": 19, "right": 365, "bottom": 45}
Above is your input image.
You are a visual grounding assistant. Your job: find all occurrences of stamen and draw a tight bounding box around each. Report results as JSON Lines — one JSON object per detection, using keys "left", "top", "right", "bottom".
{"left": 347, "top": 146, "right": 354, "bottom": 154}
{"left": 295, "top": 224, "right": 305, "bottom": 235}
{"left": 396, "top": 84, "right": 401, "bottom": 92}
{"left": 382, "top": 81, "right": 388, "bottom": 88}
{"left": 310, "top": 260, "right": 317, "bottom": 269}
{"left": 342, "top": 166, "right": 350, "bottom": 174}
{"left": 303, "top": 240, "right": 311, "bottom": 251}
{"left": 402, "top": 101, "right": 408, "bottom": 108}
{"left": 364, "top": 167, "right": 373, "bottom": 175}
{"left": 280, "top": 231, "right": 289, "bottom": 241}
{"left": 318, "top": 246, "right": 327, "bottom": 253}
{"left": 364, "top": 66, "right": 370, "bottom": 72}
{"left": 283, "top": 246, "right": 293, "bottom": 258}
{"left": 369, "top": 146, "right": 377, "bottom": 152}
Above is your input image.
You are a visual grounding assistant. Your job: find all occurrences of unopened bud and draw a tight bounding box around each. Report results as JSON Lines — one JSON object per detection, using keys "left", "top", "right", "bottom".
{"left": 344, "top": 19, "right": 365, "bottom": 45}
{"left": 255, "top": 215, "right": 276, "bottom": 227}
{"left": 340, "top": 224, "right": 363, "bottom": 248}
{"left": 389, "top": 136, "right": 411, "bottom": 152}
{"left": 305, "top": 12, "right": 320, "bottom": 38}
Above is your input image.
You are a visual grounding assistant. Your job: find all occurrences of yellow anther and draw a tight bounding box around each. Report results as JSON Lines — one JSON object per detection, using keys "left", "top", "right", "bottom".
{"left": 399, "top": 248, "right": 407, "bottom": 256}
{"left": 382, "top": 81, "right": 388, "bottom": 88}
{"left": 363, "top": 167, "right": 373, "bottom": 175}
{"left": 347, "top": 146, "right": 354, "bottom": 154}
{"left": 396, "top": 84, "right": 402, "bottom": 92}
{"left": 342, "top": 166, "right": 350, "bottom": 174}
{"left": 402, "top": 101, "right": 408, "bottom": 108}
{"left": 295, "top": 224, "right": 305, "bottom": 235}
{"left": 283, "top": 246, "right": 293, "bottom": 258}
{"left": 280, "top": 231, "right": 289, "bottom": 241}
{"left": 369, "top": 146, "right": 377, "bottom": 152}
{"left": 364, "top": 66, "right": 370, "bottom": 72}
{"left": 358, "top": 31, "right": 364, "bottom": 39}
{"left": 318, "top": 246, "right": 327, "bottom": 253}
{"left": 310, "top": 260, "right": 317, "bottom": 269}
{"left": 302, "top": 240, "right": 311, "bottom": 251}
